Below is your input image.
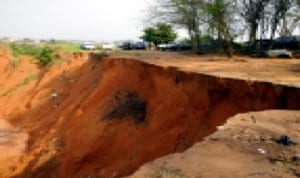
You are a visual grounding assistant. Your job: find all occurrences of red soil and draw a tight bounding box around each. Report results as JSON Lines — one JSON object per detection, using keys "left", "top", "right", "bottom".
{"left": 0, "top": 51, "right": 299, "bottom": 178}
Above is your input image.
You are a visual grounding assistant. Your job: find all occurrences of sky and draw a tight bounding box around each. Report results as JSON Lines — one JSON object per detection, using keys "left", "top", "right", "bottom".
{"left": 0, "top": 0, "right": 152, "bottom": 41}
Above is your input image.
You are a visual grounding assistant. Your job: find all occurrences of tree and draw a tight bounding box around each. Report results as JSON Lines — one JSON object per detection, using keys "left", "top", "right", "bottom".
{"left": 141, "top": 23, "right": 177, "bottom": 47}
{"left": 237, "top": 0, "right": 270, "bottom": 44}
{"left": 149, "top": 0, "right": 205, "bottom": 53}
{"left": 204, "top": 0, "right": 237, "bottom": 58}
{"left": 269, "top": 0, "right": 291, "bottom": 40}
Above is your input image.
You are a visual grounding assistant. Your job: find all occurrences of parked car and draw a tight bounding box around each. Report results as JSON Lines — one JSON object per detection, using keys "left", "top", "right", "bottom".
{"left": 80, "top": 42, "right": 96, "bottom": 50}
{"left": 243, "top": 36, "right": 300, "bottom": 52}
{"left": 102, "top": 43, "right": 116, "bottom": 50}
{"left": 266, "top": 49, "right": 293, "bottom": 58}
{"left": 134, "top": 42, "right": 146, "bottom": 50}
{"left": 121, "top": 41, "right": 147, "bottom": 50}
{"left": 157, "top": 43, "right": 168, "bottom": 51}
{"left": 273, "top": 36, "right": 300, "bottom": 50}
{"left": 252, "top": 49, "right": 293, "bottom": 58}
{"left": 157, "top": 42, "right": 192, "bottom": 51}
{"left": 121, "top": 42, "right": 135, "bottom": 50}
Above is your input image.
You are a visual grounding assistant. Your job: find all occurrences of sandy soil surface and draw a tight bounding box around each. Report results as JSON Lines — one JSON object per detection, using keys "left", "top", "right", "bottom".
{"left": 128, "top": 110, "right": 300, "bottom": 178}
{"left": 113, "top": 50, "right": 300, "bottom": 87}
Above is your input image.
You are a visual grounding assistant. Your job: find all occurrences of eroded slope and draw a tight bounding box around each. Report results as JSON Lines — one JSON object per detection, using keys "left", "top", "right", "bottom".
{"left": 0, "top": 53, "right": 299, "bottom": 178}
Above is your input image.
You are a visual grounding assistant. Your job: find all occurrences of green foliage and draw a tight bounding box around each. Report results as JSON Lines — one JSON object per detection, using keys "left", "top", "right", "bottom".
{"left": 200, "top": 35, "right": 214, "bottom": 42}
{"left": 141, "top": 23, "right": 177, "bottom": 46}
{"left": 9, "top": 43, "right": 41, "bottom": 58}
{"left": 179, "top": 38, "right": 192, "bottom": 44}
{"left": 38, "top": 47, "right": 52, "bottom": 65}
{"left": 47, "top": 42, "right": 83, "bottom": 52}
{"left": 204, "top": 0, "right": 237, "bottom": 57}
{"left": 9, "top": 43, "right": 55, "bottom": 65}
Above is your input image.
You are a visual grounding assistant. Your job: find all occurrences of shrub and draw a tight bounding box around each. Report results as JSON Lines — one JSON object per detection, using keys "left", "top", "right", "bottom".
{"left": 9, "top": 43, "right": 54, "bottom": 65}
{"left": 9, "top": 43, "right": 41, "bottom": 57}
{"left": 38, "top": 47, "right": 53, "bottom": 65}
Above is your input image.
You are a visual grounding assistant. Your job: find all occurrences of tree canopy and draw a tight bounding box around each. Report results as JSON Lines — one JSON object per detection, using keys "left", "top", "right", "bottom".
{"left": 141, "top": 23, "right": 177, "bottom": 46}
{"left": 146, "top": 0, "right": 300, "bottom": 56}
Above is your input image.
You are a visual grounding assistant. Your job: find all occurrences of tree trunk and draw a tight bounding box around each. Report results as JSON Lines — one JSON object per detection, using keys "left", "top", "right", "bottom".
{"left": 194, "top": 27, "right": 201, "bottom": 54}
{"left": 189, "top": 28, "right": 201, "bottom": 54}
{"left": 224, "top": 29, "right": 234, "bottom": 58}
{"left": 249, "top": 22, "right": 258, "bottom": 50}
{"left": 191, "top": 35, "right": 197, "bottom": 53}
{"left": 223, "top": 39, "right": 233, "bottom": 58}
{"left": 191, "top": 6, "right": 201, "bottom": 54}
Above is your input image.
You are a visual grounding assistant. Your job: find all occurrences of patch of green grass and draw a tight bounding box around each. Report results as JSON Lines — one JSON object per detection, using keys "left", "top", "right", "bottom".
{"left": 48, "top": 42, "right": 83, "bottom": 52}
{"left": 9, "top": 43, "right": 42, "bottom": 58}
{"left": 9, "top": 43, "right": 58, "bottom": 66}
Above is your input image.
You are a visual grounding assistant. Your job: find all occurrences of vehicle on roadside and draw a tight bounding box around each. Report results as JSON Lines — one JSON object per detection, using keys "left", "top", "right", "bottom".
{"left": 273, "top": 36, "right": 300, "bottom": 50}
{"left": 80, "top": 42, "right": 96, "bottom": 50}
{"left": 266, "top": 49, "right": 293, "bottom": 58}
{"left": 157, "top": 42, "right": 192, "bottom": 51}
{"left": 134, "top": 42, "right": 146, "bottom": 50}
{"left": 157, "top": 43, "right": 168, "bottom": 51}
{"left": 121, "top": 41, "right": 135, "bottom": 50}
{"left": 121, "top": 41, "right": 147, "bottom": 50}
{"left": 102, "top": 43, "right": 116, "bottom": 50}
{"left": 242, "top": 36, "right": 300, "bottom": 53}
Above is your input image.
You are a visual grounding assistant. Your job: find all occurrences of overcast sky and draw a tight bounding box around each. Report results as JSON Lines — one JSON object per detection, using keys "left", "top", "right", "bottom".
{"left": 0, "top": 0, "right": 151, "bottom": 41}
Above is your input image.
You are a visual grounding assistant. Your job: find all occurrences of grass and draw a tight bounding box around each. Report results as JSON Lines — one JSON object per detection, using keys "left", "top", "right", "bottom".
{"left": 9, "top": 43, "right": 42, "bottom": 58}
{"left": 9, "top": 43, "right": 59, "bottom": 66}
{"left": 48, "top": 42, "right": 84, "bottom": 52}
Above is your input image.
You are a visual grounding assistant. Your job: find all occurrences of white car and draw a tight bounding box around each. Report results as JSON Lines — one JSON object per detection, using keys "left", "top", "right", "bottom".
{"left": 80, "top": 42, "right": 96, "bottom": 50}
{"left": 266, "top": 49, "right": 293, "bottom": 58}
{"left": 102, "top": 43, "right": 116, "bottom": 50}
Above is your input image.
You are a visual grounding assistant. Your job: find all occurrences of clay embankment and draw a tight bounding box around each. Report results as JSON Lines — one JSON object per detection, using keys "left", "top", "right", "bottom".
{"left": 0, "top": 54, "right": 299, "bottom": 178}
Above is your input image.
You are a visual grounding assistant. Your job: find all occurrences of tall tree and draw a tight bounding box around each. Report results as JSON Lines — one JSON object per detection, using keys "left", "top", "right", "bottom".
{"left": 149, "top": 0, "right": 205, "bottom": 53}
{"left": 269, "top": 0, "right": 294, "bottom": 40}
{"left": 141, "top": 23, "right": 177, "bottom": 46}
{"left": 204, "top": 0, "right": 237, "bottom": 58}
{"left": 238, "top": 0, "right": 270, "bottom": 44}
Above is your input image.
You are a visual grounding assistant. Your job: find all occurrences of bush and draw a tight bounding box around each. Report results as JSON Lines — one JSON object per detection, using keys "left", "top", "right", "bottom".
{"left": 9, "top": 43, "right": 54, "bottom": 65}
{"left": 38, "top": 47, "right": 52, "bottom": 65}
{"left": 9, "top": 43, "right": 41, "bottom": 57}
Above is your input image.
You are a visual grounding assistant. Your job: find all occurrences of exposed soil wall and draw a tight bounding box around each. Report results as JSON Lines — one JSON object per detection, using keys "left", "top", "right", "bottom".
{"left": 0, "top": 57, "right": 300, "bottom": 178}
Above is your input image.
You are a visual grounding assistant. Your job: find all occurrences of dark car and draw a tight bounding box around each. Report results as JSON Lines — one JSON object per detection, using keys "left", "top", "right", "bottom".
{"left": 134, "top": 42, "right": 146, "bottom": 50}
{"left": 158, "top": 42, "right": 192, "bottom": 51}
{"left": 121, "top": 41, "right": 147, "bottom": 50}
{"left": 121, "top": 42, "right": 135, "bottom": 50}
{"left": 273, "top": 36, "right": 300, "bottom": 50}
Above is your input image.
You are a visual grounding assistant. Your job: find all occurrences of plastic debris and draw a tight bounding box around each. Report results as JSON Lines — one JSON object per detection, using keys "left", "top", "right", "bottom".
{"left": 51, "top": 93, "right": 58, "bottom": 99}
{"left": 257, "top": 148, "right": 267, "bottom": 154}
{"left": 276, "top": 135, "right": 297, "bottom": 146}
